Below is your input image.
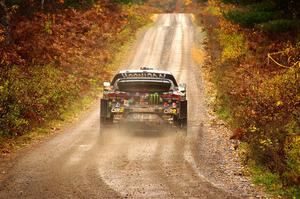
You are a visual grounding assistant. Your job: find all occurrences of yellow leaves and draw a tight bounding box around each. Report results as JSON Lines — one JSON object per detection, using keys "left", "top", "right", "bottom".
{"left": 192, "top": 46, "right": 206, "bottom": 65}
{"left": 183, "top": 0, "right": 192, "bottom": 6}
{"left": 276, "top": 100, "right": 283, "bottom": 107}
{"left": 0, "top": 27, "right": 6, "bottom": 43}
{"left": 44, "top": 20, "right": 53, "bottom": 35}
{"left": 93, "top": 4, "right": 103, "bottom": 13}
{"left": 150, "top": 14, "right": 158, "bottom": 22}
{"left": 249, "top": 125, "right": 258, "bottom": 133}
{"left": 205, "top": 6, "right": 222, "bottom": 16}
{"left": 219, "top": 32, "right": 246, "bottom": 60}
{"left": 259, "top": 138, "right": 272, "bottom": 148}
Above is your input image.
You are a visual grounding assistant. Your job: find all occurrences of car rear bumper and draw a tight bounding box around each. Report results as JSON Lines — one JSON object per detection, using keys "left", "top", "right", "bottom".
{"left": 115, "top": 112, "right": 173, "bottom": 131}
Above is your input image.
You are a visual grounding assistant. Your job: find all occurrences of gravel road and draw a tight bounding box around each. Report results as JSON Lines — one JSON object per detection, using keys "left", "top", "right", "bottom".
{"left": 0, "top": 14, "right": 263, "bottom": 199}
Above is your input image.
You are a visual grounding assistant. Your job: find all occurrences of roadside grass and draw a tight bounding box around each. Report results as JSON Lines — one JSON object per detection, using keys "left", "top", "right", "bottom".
{"left": 0, "top": 94, "right": 96, "bottom": 153}
{"left": 215, "top": 102, "right": 231, "bottom": 121}
{"left": 248, "top": 161, "right": 300, "bottom": 198}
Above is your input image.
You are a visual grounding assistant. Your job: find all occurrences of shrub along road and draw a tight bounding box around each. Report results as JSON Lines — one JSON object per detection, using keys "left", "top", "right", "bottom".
{"left": 0, "top": 14, "right": 265, "bottom": 198}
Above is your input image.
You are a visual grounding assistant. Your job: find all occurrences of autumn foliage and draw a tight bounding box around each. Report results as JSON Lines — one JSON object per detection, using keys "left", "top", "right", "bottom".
{"left": 196, "top": 0, "right": 299, "bottom": 196}
{"left": 0, "top": 1, "right": 152, "bottom": 140}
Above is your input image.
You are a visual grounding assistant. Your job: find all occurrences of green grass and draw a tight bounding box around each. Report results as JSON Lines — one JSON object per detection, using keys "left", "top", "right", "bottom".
{"left": 216, "top": 105, "right": 231, "bottom": 121}
{"left": 248, "top": 161, "right": 300, "bottom": 198}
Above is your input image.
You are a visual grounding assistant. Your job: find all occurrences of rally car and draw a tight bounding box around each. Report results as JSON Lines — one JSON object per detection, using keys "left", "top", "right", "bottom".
{"left": 100, "top": 67, "right": 187, "bottom": 133}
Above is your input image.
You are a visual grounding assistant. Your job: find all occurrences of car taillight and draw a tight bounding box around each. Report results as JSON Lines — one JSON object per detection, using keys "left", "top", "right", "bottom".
{"left": 172, "top": 102, "right": 177, "bottom": 108}
{"left": 107, "top": 92, "right": 129, "bottom": 99}
{"left": 161, "top": 93, "right": 181, "bottom": 100}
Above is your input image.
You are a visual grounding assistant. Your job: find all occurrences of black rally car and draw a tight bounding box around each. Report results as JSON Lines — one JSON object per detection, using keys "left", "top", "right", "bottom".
{"left": 100, "top": 67, "right": 187, "bottom": 133}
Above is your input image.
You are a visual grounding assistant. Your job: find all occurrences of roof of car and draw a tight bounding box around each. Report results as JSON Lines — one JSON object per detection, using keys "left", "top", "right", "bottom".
{"left": 119, "top": 69, "right": 172, "bottom": 75}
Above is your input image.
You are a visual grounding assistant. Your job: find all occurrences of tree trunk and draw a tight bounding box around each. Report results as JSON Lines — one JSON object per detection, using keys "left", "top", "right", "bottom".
{"left": 0, "top": 0, "right": 11, "bottom": 46}
{"left": 41, "top": 0, "right": 45, "bottom": 9}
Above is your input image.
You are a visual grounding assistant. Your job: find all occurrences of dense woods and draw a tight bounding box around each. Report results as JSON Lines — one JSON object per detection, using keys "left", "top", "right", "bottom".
{"left": 0, "top": 0, "right": 153, "bottom": 143}
{"left": 195, "top": 0, "right": 299, "bottom": 197}
{"left": 0, "top": 0, "right": 299, "bottom": 197}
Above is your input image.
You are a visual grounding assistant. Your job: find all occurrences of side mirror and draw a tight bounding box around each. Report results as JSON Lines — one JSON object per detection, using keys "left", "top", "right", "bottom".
{"left": 103, "top": 82, "right": 111, "bottom": 91}
{"left": 178, "top": 83, "right": 186, "bottom": 92}
{"left": 103, "top": 82, "right": 111, "bottom": 87}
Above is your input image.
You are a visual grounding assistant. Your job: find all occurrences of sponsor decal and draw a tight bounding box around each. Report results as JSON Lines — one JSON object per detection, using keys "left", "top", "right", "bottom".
{"left": 124, "top": 100, "right": 129, "bottom": 107}
{"left": 111, "top": 107, "right": 124, "bottom": 113}
{"left": 149, "top": 93, "right": 160, "bottom": 105}
{"left": 121, "top": 72, "right": 167, "bottom": 79}
{"left": 163, "top": 108, "right": 177, "bottom": 114}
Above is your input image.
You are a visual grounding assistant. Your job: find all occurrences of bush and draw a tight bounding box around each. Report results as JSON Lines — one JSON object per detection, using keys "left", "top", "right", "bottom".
{"left": 242, "top": 65, "right": 300, "bottom": 189}
{"left": 257, "top": 19, "right": 300, "bottom": 33}
{"left": 284, "top": 135, "right": 300, "bottom": 186}
{"left": 221, "top": 0, "right": 258, "bottom": 5}
{"left": 0, "top": 66, "right": 80, "bottom": 137}
{"left": 64, "top": 0, "right": 95, "bottom": 8}
{"left": 247, "top": 1, "right": 276, "bottom": 12}
{"left": 219, "top": 32, "right": 246, "bottom": 60}
{"left": 113, "top": 0, "right": 147, "bottom": 4}
{"left": 224, "top": 9, "right": 281, "bottom": 27}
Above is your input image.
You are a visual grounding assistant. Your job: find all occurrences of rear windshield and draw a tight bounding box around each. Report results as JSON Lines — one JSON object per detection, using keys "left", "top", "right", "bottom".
{"left": 117, "top": 80, "right": 172, "bottom": 92}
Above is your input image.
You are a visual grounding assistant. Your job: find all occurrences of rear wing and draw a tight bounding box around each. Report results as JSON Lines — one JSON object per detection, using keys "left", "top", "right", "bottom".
{"left": 111, "top": 72, "right": 178, "bottom": 87}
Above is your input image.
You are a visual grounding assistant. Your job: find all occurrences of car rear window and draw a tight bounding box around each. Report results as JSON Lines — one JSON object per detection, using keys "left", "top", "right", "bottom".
{"left": 117, "top": 80, "right": 172, "bottom": 92}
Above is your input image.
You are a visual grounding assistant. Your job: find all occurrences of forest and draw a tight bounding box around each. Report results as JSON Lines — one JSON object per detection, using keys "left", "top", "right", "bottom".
{"left": 0, "top": 0, "right": 153, "bottom": 140}
{"left": 0, "top": 0, "right": 299, "bottom": 198}
{"left": 194, "top": 0, "right": 299, "bottom": 197}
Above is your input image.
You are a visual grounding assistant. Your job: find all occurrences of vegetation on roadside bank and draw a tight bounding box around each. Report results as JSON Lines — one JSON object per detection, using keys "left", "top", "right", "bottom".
{"left": 194, "top": 0, "right": 299, "bottom": 197}
{"left": 0, "top": 0, "right": 154, "bottom": 150}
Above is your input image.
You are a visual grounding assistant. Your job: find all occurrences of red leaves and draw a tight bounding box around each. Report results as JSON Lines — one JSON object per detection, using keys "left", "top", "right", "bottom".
{"left": 230, "top": 128, "right": 246, "bottom": 140}
{"left": 1, "top": 1, "right": 138, "bottom": 68}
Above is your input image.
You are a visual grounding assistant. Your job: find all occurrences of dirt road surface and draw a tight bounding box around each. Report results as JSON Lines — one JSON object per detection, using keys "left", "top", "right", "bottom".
{"left": 0, "top": 14, "right": 263, "bottom": 198}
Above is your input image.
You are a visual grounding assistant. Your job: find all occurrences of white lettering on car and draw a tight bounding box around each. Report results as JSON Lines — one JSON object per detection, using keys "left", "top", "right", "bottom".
{"left": 121, "top": 73, "right": 166, "bottom": 78}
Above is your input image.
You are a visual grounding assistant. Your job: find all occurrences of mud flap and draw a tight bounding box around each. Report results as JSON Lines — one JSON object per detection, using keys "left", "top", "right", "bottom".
{"left": 100, "top": 99, "right": 110, "bottom": 118}
{"left": 100, "top": 99, "right": 112, "bottom": 130}
{"left": 179, "top": 100, "right": 187, "bottom": 119}
{"left": 177, "top": 100, "right": 187, "bottom": 135}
